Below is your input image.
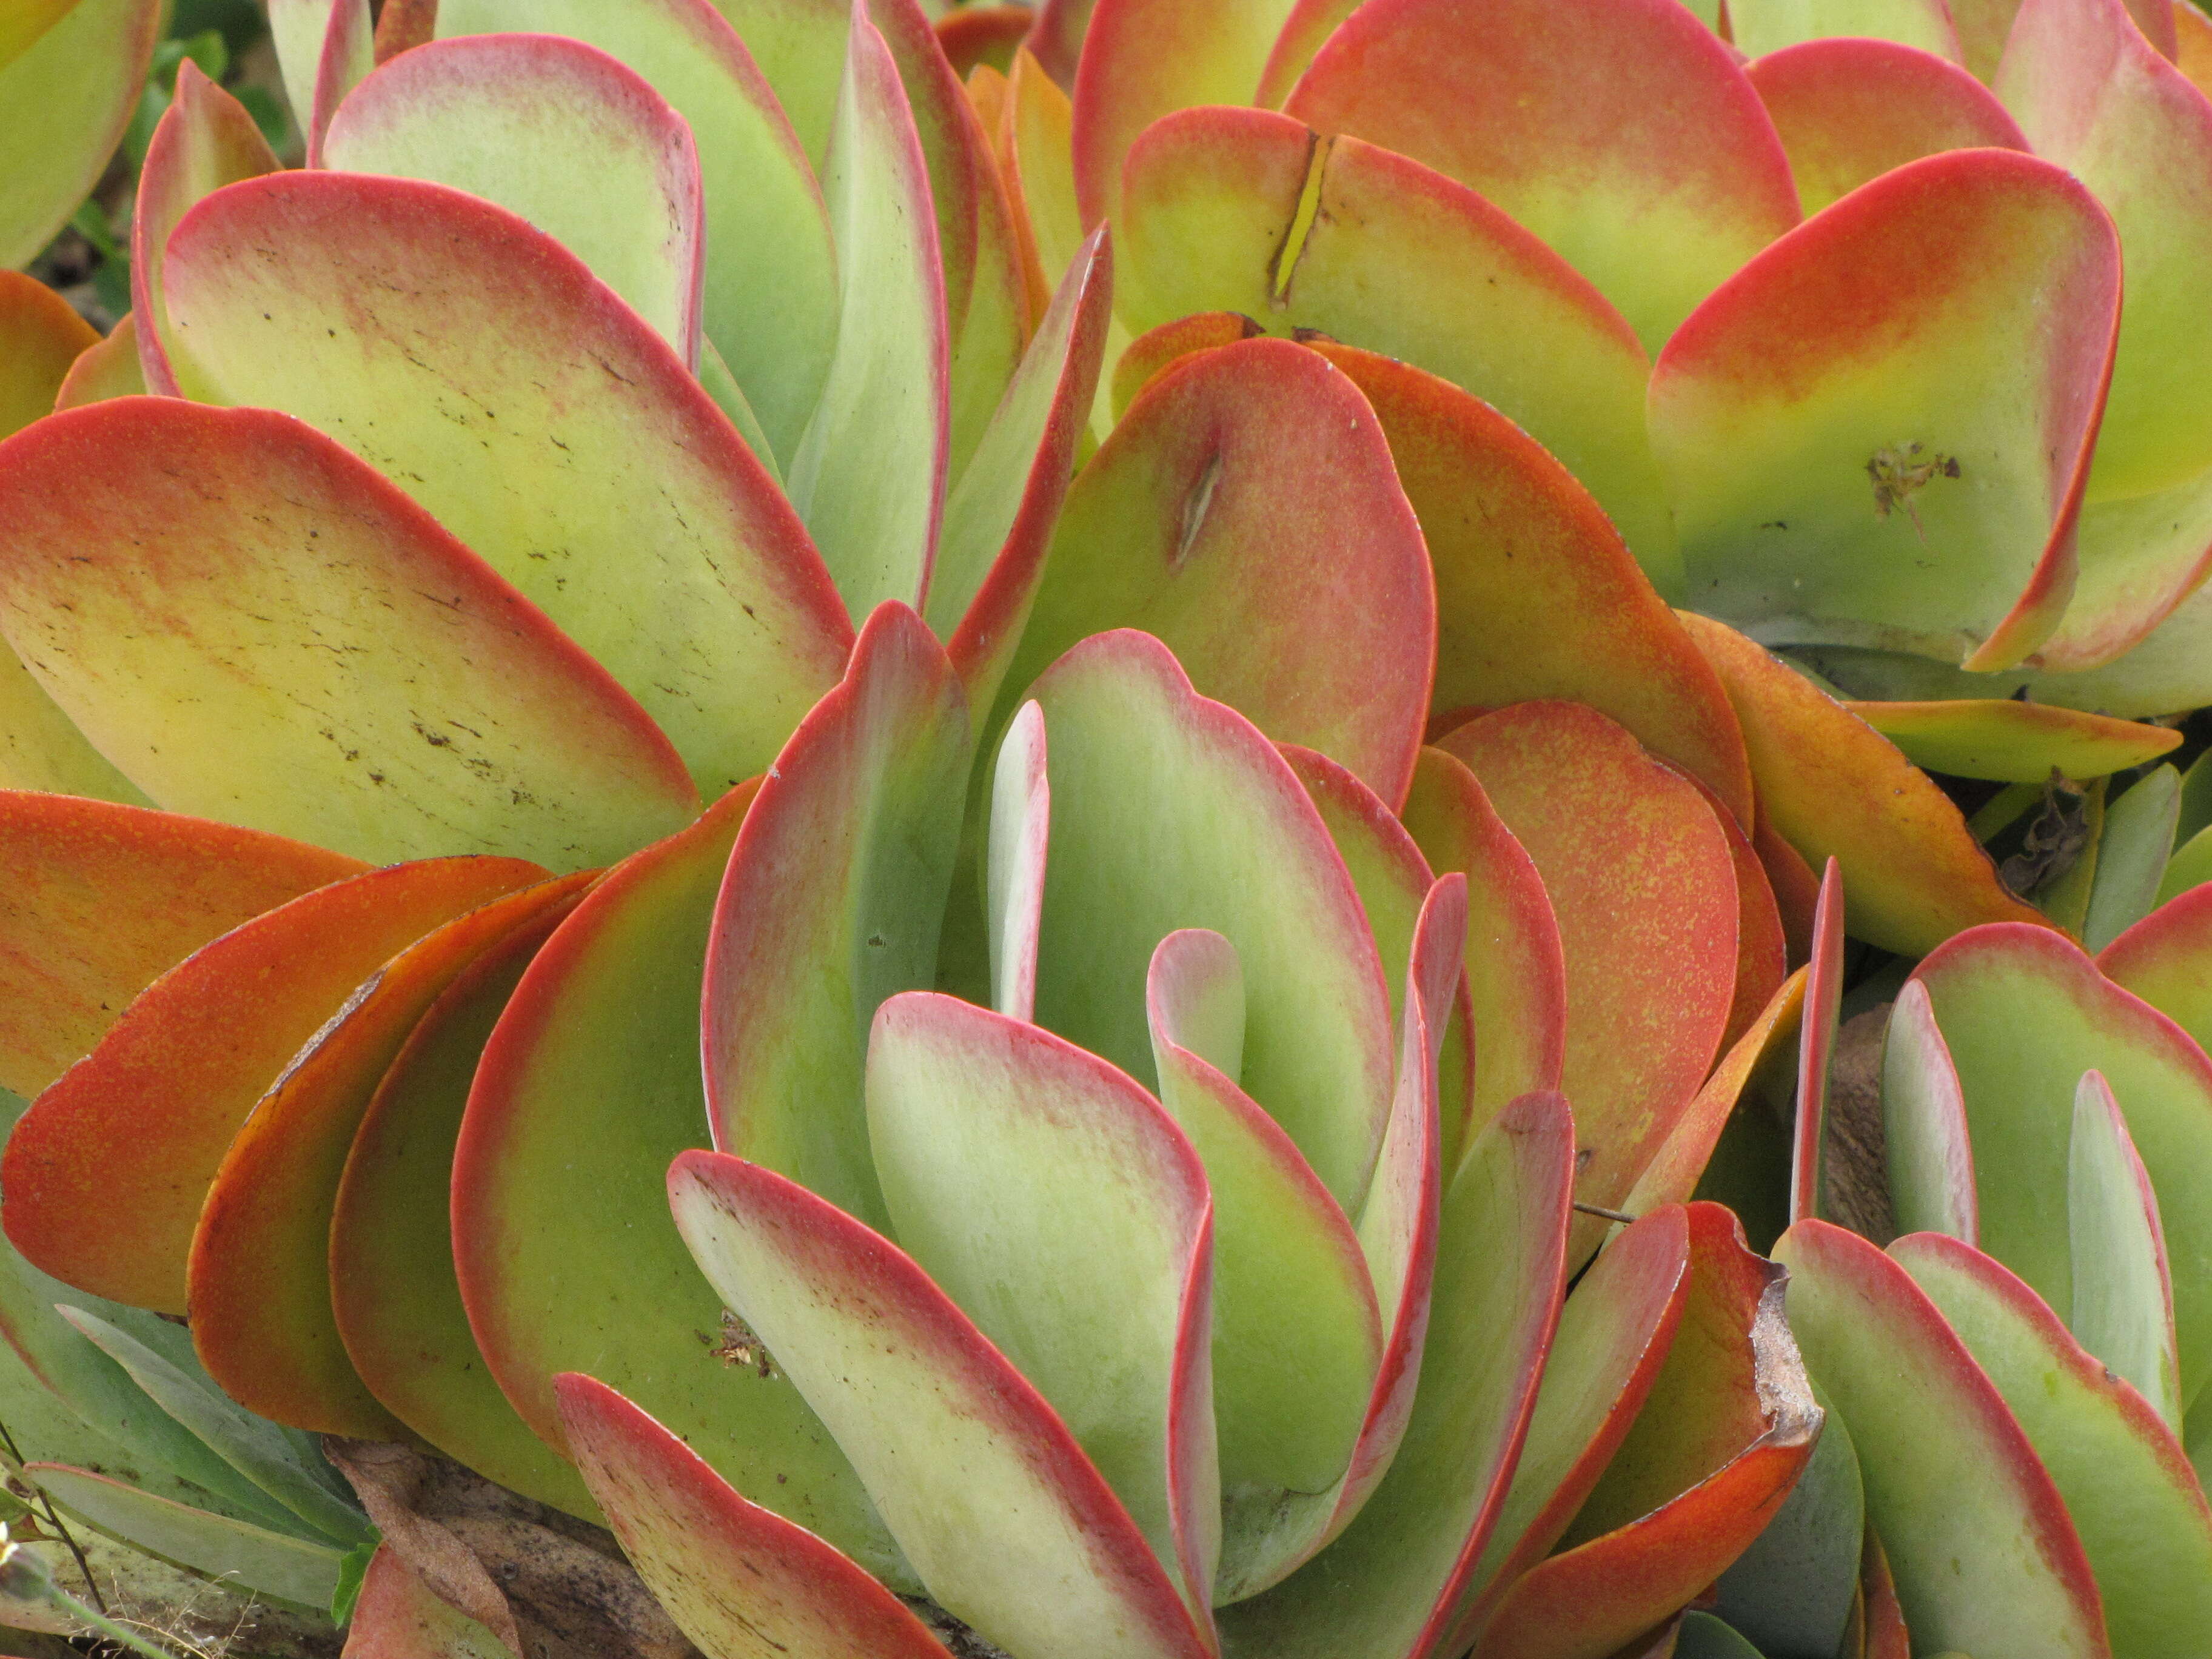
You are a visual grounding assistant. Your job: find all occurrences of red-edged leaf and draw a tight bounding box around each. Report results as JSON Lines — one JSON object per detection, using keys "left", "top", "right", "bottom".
{"left": 555, "top": 1374, "right": 949, "bottom": 1659}
{"left": 0, "top": 270, "right": 95, "bottom": 440}
{"left": 1882, "top": 977, "right": 1980, "bottom": 1244}
{"left": 4, "top": 855, "right": 543, "bottom": 1313}
{"left": 1792, "top": 861, "right": 1846, "bottom": 1225}
{"left": 0, "top": 795, "right": 362, "bottom": 1099}
{"left": 343, "top": 1546, "right": 509, "bottom": 1659}
{"left": 669, "top": 1151, "right": 1213, "bottom": 1659}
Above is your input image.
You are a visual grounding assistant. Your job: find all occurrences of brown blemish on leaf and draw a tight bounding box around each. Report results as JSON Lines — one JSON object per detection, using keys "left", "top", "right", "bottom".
{"left": 1866, "top": 443, "right": 1960, "bottom": 539}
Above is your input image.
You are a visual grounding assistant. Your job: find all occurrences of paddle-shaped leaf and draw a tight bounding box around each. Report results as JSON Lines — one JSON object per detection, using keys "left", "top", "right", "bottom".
{"left": 1653, "top": 149, "right": 2121, "bottom": 672}
{"left": 0, "top": 271, "right": 93, "bottom": 440}
{"left": 161, "top": 170, "right": 852, "bottom": 797}
{"left": 434, "top": 0, "right": 838, "bottom": 457}
{"left": 1283, "top": 0, "right": 1801, "bottom": 352}
{"left": 0, "top": 398, "right": 700, "bottom": 868}
{"left": 454, "top": 786, "right": 902, "bottom": 1580}
{"left": 1896, "top": 1230, "right": 2212, "bottom": 1655}
{"left": 703, "top": 603, "right": 970, "bottom": 1233}
{"left": 4, "top": 855, "right": 541, "bottom": 1313}
{"left": 2070, "top": 1069, "right": 2185, "bottom": 1430}
{"left": 1470, "top": 1206, "right": 1821, "bottom": 1659}
{"left": 1215, "top": 1090, "right": 1572, "bottom": 1657}
{"left": 0, "top": 795, "right": 362, "bottom": 1100}
{"left": 1145, "top": 928, "right": 1380, "bottom": 1598}
{"left": 670, "top": 1152, "right": 1213, "bottom": 1659}
{"left": 1848, "top": 699, "right": 2180, "bottom": 783}
{"left": 330, "top": 902, "right": 601, "bottom": 1517}
{"left": 555, "top": 1375, "right": 950, "bottom": 1659}
{"left": 1310, "top": 343, "right": 1752, "bottom": 824}
{"left": 985, "top": 702, "right": 1050, "bottom": 1022}
{"left": 786, "top": 4, "right": 950, "bottom": 622}
{"left": 1729, "top": 0, "right": 1962, "bottom": 59}
{"left": 2001, "top": 0, "right": 2212, "bottom": 503}
{"left": 867, "top": 992, "right": 1218, "bottom": 1626}
{"left": 1883, "top": 977, "right": 1980, "bottom": 1244}
{"left": 1912, "top": 922, "right": 2212, "bottom": 1403}
{"left": 1774, "top": 1219, "right": 2108, "bottom": 1657}
{"left": 51, "top": 311, "right": 143, "bottom": 411}
{"left": 2085, "top": 765, "right": 2180, "bottom": 952}
{"left": 1118, "top": 108, "right": 1675, "bottom": 571}
{"left": 321, "top": 35, "right": 705, "bottom": 363}
{"left": 1709, "top": 1381, "right": 1865, "bottom": 1658}
{"left": 2102, "top": 883, "right": 2212, "bottom": 1054}
{"left": 0, "top": 0, "right": 159, "bottom": 269}
{"left": 346, "top": 1547, "right": 509, "bottom": 1659}
{"left": 130, "top": 62, "right": 278, "bottom": 396}
{"left": 268, "top": 0, "right": 371, "bottom": 164}
{"left": 938, "top": 226, "right": 1114, "bottom": 717}
{"left": 1435, "top": 703, "right": 1737, "bottom": 1234}
{"left": 1679, "top": 612, "right": 2047, "bottom": 953}
{"left": 1745, "top": 38, "right": 2027, "bottom": 215}
{"left": 999, "top": 337, "right": 1430, "bottom": 806}
{"left": 1399, "top": 749, "right": 1568, "bottom": 1139}
{"left": 1022, "top": 630, "right": 1393, "bottom": 1213}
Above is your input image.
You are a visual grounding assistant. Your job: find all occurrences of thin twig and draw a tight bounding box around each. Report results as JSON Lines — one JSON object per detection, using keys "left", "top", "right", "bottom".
{"left": 0, "top": 1415, "right": 103, "bottom": 1612}
{"left": 1571, "top": 1201, "right": 1638, "bottom": 1225}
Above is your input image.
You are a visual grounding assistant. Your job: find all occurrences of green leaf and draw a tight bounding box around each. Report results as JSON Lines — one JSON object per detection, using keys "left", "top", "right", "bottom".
{"left": 330, "top": 1537, "right": 377, "bottom": 1626}
{"left": 55, "top": 1306, "right": 373, "bottom": 1547}
{"left": 0, "top": 0, "right": 159, "bottom": 267}
{"left": 2067, "top": 1070, "right": 2184, "bottom": 1431}
{"left": 1882, "top": 979, "right": 1979, "bottom": 1244}
{"left": 2084, "top": 765, "right": 2180, "bottom": 953}
{"left": 1675, "top": 1612, "right": 1768, "bottom": 1659}
{"left": 1710, "top": 1381, "right": 1863, "bottom": 1658}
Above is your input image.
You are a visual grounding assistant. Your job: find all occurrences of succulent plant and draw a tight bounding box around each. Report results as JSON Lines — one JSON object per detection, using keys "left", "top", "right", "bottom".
{"left": 2, "top": 0, "right": 2212, "bottom": 1654}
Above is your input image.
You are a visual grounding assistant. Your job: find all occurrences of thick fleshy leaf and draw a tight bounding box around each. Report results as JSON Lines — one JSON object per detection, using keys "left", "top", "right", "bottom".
{"left": 1444, "top": 1207, "right": 1694, "bottom": 1649}
{"left": 3, "top": 854, "right": 542, "bottom": 1313}
{"left": 268, "top": 0, "right": 372, "bottom": 164}
{"left": 1022, "top": 630, "right": 1394, "bottom": 1213}
{"left": 0, "top": 0, "right": 159, "bottom": 269}
{"left": 130, "top": 61, "right": 280, "bottom": 397}
{"left": 1399, "top": 748, "right": 1567, "bottom": 1139}
{"left": 1435, "top": 703, "right": 1737, "bottom": 1232}
{"left": 25, "top": 1463, "right": 344, "bottom": 1610}
{"left": 1896, "top": 1230, "right": 2212, "bottom": 1655}
{"left": 1651, "top": 149, "right": 2121, "bottom": 672}
{"left": 1912, "top": 922, "right": 2212, "bottom": 1403}
{"left": 703, "top": 604, "right": 969, "bottom": 1232}
{"left": 2040, "top": 460, "right": 2212, "bottom": 672}
{"left": 999, "top": 338, "right": 1430, "bottom": 806}
{"left": 937, "top": 226, "right": 1114, "bottom": 716}
{"left": 162, "top": 171, "right": 852, "bottom": 799}
{"left": 1284, "top": 745, "right": 1473, "bottom": 1169}
{"left": 1283, "top": 0, "right": 1801, "bottom": 352}
{"left": 1729, "top": 0, "right": 1961, "bottom": 59}
{"left": 0, "top": 795, "right": 363, "bottom": 1100}
{"left": 1677, "top": 1614, "right": 1765, "bottom": 1659}
{"left": 1145, "top": 929, "right": 1381, "bottom": 1596}
{"left": 346, "top": 1547, "right": 510, "bottom": 1659}
{"left": 1216, "top": 1090, "right": 1572, "bottom": 1657}
{"left": 0, "top": 398, "right": 700, "bottom": 867}
{"left": 328, "top": 900, "right": 602, "bottom": 1517}
{"left": 1703, "top": 777, "right": 1789, "bottom": 1053}
{"left": 190, "top": 873, "right": 596, "bottom": 1436}
{"left": 786, "top": 5, "right": 950, "bottom": 622}
{"left": 1710, "top": 1383, "right": 1865, "bottom": 1657}
{"left": 52, "top": 310, "right": 144, "bottom": 409}
{"left": 1624, "top": 969, "right": 1807, "bottom": 1218}
{"left": 2084, "top": 764, "right": 2180, "bottom": 952}
{"left": 868, "top": 993, "right": 1218, "bottom": 1626}
{"left": 1678, "top": 612, "right": 2047, "bottom": 954}
{"left": 555, "top": 1375, "right": 950, "bottom": 1659}
{"left": 452, "top": 785, "right": 901, "bottom": 1578}
{"left": 1118, "top": 107, "right": 1675, "bottom": 572}
{"left": 939, "top": 5, "right": 1032, "bottom": 77}
{"left": 1471, "top": 1206, "right": 1820, "bottom": 1659}
{"left": 1848, "top": 699, "right": 2181, "bottom": 783}
{"left": 1792, "top": 863, "right": 1846, "bottom": 1225}
{"left": 1310, "top": 343, "right": 1753, "bottom": 826}
{"left": 1774, "top": 1220, "right": 2108, "bottom": 1657}
{"left": 1746, "top": 38, "right": 2026, "bottom": 215}
{"left": 670, "top": 1152, "right": 1213, "bottom": 1659}
{"left": 2101, "top": 883, "right": 2212, "bottom": 1054}
{"left": 868, "top": 0, "right": 1029, "bottom": 485}
{"left": 2069, "top": 1069, "right": 2184, "bottom": 1430}
{"left": 321, "top": 35, "right": 703, "bottom": 363}
{"left": 1067, "top": 0, "right": 1302, "bottom": 229}
{"left": 434, "top": 0, "right": 838, "bottom": 457}
{"left": 999, "top": 47, "right": 1087, "bottom": 317}
{"left": 2001, "top": 0, "right": 2212, "bottom": 503}
{"left": 1883, "top": 978, "right": 1980, "bottom": 1244}
{"left": 0, "top": 271, "right": 92, "bottom": 438}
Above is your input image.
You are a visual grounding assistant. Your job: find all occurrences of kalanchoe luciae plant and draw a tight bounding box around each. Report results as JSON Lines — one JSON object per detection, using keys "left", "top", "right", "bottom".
{"left": 0, "top": 0, "right": 2210, "bottom": 1654}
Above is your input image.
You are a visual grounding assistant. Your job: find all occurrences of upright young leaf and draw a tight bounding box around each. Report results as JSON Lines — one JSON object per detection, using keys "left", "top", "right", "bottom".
{"left": 2069, "top": 1070, "right": 2184, "bottom": 1430}
{"left": 1882, "top": 978, "right": 1980, "bottom": 1244}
